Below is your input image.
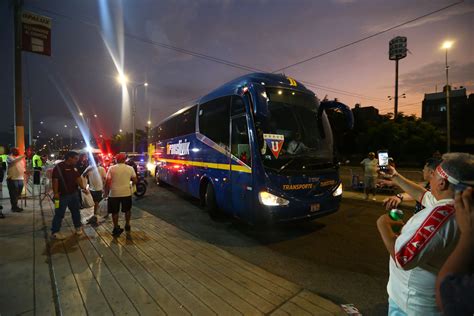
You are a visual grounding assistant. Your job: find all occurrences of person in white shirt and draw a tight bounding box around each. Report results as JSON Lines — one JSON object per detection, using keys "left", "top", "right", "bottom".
{"left": 286, "top": 132, "right": 308, "bottom": 155}
{"left": 360, "top": 152, "right": 379, "bottom": 200}
{"left": 82, "top": 157, "right": 107, "bottom": 224}
{"left": 376, "top": 152, "right": 474, "bottom": 315}
{"left": 6, "top": 148, "right": 26, "bottom": 212}
{"left": 104, "top": 153, "right": 137, "bottom": 237}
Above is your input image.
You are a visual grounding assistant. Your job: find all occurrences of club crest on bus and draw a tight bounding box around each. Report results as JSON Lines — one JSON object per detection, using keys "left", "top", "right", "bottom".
{"left": 263, "top": 134, "right": 284, "bottom": 159}
{"left": 167, "top": 139, "right": 190, "bottom": 156}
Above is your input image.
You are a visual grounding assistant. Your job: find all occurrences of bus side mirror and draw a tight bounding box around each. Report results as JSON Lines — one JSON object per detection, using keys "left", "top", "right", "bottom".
{"left": 319, "top": 100, "right": 354, "bottom": 130}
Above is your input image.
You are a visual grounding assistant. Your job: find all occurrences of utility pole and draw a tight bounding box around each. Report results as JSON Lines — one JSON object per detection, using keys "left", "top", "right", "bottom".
{"left": 14, "top": 0, "right": 25, "bottom": 154}
{"left": 28, "top": 98, "right": 32, "bottom": 148}
{"left": 442, "top": 41, "right": 453, "bottom": 153}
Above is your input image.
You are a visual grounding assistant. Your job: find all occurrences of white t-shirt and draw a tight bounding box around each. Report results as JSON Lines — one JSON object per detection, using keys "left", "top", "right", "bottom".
{"left": 360, "top": 158, "right": 378, "bottom": 177}
{"left": 106, "top": 163, "right": 136, "bottom": 197}
{"left": 387, "top": 192, "right": 457, "bottom": 315}
{"left": 7, "top": 155, "right": 26, "bottom": 180}
{"left": 83, "top": 165, "right": 106, "bottom": 191}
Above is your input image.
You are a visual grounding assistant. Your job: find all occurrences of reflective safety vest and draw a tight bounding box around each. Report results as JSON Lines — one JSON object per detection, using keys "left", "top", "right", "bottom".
{"left": 0, "top": 154, "right": 7, "bottom": 170}
{"left": 32, "top": 154, "right": 43, "bottom": 168}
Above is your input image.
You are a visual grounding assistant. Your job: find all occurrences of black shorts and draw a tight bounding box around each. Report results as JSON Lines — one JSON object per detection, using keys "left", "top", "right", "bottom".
{"left": 90, "top": 190, "right": 103, "bottom": 203}
{"left": 107, "top": 196, "right": 132, "bottom": 214}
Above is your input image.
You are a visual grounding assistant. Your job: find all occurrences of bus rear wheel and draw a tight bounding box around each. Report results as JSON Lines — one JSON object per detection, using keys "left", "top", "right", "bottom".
{"left": 204, "top": 184, "right": 221, "bottom": 219}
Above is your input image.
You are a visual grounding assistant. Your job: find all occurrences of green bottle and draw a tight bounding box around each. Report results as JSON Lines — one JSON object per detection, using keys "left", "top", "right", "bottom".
{"left": 389, "top": 209, "right": 404, "bottom": 233}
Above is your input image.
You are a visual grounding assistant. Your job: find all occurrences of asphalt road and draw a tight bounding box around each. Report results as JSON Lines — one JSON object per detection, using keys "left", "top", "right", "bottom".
{"left": 134, "top": 182, "right": 401, "bottom": 315}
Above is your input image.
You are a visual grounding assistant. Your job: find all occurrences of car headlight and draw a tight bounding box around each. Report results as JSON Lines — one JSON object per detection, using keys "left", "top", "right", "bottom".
{"left": 259, "top": 191, "right": 289, "bottom": 206}
{"left": 333, "top": 183, "right": 343, "bottom": 196}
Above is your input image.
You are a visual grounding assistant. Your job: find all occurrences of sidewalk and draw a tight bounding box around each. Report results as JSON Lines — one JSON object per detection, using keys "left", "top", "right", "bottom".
{"left": 0, "top": 191, "right": 346, "bottom": 315}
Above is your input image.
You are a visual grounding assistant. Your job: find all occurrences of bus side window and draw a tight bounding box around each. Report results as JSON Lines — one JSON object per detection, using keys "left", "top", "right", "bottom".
{"left": 231, "top": 96, "right": 246, "bottom": 116}
{"left": 176, "top": 106, "right": 197, "bottom": 136}
{"left": 231, "top": 116, "right": 251, "bottom": 166}
{"left": 199, "top": 96, "right": 231, "bottom": 149}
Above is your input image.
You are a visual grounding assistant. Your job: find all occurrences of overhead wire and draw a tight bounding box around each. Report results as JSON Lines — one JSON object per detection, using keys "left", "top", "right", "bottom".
{"left": 26, "top": 4, "right": 393, "bottom": 104}
{"left": 272, "top": 1, "right": 464, "bottom": 73}
{"left": 25, "top": 3, "right": 460, "bottom": 114}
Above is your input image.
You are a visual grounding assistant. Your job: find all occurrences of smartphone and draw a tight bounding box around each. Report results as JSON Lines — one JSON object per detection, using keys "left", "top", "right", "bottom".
{"left": 378, "top": 150, "right": 389, "bottom": 171}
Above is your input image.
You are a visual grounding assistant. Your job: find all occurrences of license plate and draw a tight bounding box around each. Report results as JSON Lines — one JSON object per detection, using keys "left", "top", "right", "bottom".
{"left": 310, "top": 203, "right": 320, "bottom": 212}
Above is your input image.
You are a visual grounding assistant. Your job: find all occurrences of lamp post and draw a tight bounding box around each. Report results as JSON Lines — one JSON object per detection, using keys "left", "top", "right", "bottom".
{"left": 79, "top": 111, "right": 98, "bottom": 146}
{"left": 442, "top": 40, "right": 453, "bottom": 152}
{"left": 147, "top": 120, "right": 152, "bottom": 142}
{"left": 117, "top": 74, "right": 148, "bottom": 153}
{"left": 132, "top": 82, "right": 148, "bottom": 153}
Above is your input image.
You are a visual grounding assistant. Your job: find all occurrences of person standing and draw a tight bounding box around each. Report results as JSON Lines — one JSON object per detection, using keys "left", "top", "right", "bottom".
{"left": 32, "top": 151, "right": 43, "bottom": 185}
{"left": 6, "top": 148, "right": 25, "bottom": 212}
{"left": 360, "top": 152, "right": 378, "bottom": 200}
{"left": 376, "top": 153, "right": 474, "bottom": 315}
{"left": 51, "top": 151, "right": 88, "bottom": 240}
{"left": 104, "top": 154, "right": 137, "bottom": 237}
{"left": 82, "top": 157, "right": 106, "bottom": 224}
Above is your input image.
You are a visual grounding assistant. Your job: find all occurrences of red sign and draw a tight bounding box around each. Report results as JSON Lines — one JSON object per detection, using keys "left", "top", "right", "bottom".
{"left": 21, "top": 11, "right": 52, "bottom": 56}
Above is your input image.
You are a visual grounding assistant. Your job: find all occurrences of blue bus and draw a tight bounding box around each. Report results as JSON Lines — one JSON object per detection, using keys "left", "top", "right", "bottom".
{"left": 151, "top": 73, "right": 353, "bottom": 224}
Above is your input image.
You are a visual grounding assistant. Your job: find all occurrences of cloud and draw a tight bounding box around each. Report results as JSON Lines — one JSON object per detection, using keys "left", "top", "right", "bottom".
{"left": 365, "top": 3, "right": 474, "bottom": 33}
{"left": 400, "top": 61, "right": 474, "bottom": 94}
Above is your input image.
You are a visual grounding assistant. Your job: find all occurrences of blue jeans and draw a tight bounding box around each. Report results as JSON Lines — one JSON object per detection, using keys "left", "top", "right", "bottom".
{"left": 51, "top": 193, "right": 81, "bottom": 233}
{"left": 7, "top": 179, "right": 24, "bottom": 209}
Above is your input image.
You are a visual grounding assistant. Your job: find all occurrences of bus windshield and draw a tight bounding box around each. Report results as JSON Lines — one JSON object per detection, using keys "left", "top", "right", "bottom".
{"left": 257, "top": 88, "right": 334, "bottom": 172}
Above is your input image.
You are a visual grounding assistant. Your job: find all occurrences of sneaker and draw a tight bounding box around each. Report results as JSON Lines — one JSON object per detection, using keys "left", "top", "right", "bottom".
{"left": 112, "top": 226, "right": 124, "bottom": 237}
{"left": 13, "top": 207, "right": 24, "bottom": 212}
{"left": 125, "top": 224, "right": 131, "bottom": 232}
{"left": 75, "top": 227, "right": 83, "bottom": 236}
{"left": 87, "top": 216, "right": 98, "bottom": 224}
{"left": 51, "top": 232, "right": 66, "bottom": 240}
{"left": 0, "top": 212, "right": 5, "bottom": 219}
{"left": 372, "top": 197, "right": 377, "bottom": 201}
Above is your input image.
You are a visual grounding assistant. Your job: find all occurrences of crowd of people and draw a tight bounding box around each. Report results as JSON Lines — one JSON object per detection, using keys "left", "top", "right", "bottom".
{"left": 0, "top": 147, "right": 138, "bottom": 239}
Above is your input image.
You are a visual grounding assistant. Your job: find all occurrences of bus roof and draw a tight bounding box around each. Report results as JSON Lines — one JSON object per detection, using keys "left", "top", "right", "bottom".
{"left": 158, "top": 73, "right": 314, "bottom": 126}
{"left": 198, "top": 72, "right": 314, "bottom": 105}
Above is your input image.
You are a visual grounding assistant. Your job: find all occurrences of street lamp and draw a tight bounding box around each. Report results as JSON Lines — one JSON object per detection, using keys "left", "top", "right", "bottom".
{"left": 442, "top": 40, "right": 453, "bottom": 152}
{"left": 147, "top": 120, "right": 152, "bottom": 141}
{"left": 78, "top": 112, "right": 98, "bottom": 146}
{"left": 117, "top": 75, "right": 148, "bottom": 153}
{"left": 131, "top": 82, "right": 149, "bottom": 152}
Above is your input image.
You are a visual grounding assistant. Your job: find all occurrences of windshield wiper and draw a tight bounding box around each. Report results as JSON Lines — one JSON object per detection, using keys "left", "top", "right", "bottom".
{"left": 276, "top": 154, "right": 307, "bottom": 174}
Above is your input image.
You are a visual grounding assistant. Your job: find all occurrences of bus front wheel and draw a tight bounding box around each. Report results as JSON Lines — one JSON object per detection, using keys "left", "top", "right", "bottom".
{"left": 204, "top": 184, "right": 219, "bottom": 218}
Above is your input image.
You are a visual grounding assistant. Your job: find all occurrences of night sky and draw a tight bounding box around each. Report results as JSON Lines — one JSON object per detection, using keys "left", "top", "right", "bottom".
{"left": 1, "top": 0, "right": 473, "bottom": 145}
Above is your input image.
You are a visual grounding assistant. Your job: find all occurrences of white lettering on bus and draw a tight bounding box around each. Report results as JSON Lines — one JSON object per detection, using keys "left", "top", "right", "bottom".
{"left": 167, "top": 140, "right": 190, "bottom": 156}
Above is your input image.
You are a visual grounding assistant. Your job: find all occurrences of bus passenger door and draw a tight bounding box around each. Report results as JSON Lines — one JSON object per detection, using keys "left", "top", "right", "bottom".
{"left": 229, "top": 114, "right": 253, "bottom": 220}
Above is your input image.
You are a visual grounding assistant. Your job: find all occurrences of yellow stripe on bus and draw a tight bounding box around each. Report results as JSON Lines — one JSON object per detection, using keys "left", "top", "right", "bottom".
{"left": 157, "top": 158, "right": 252, "bottom": 173}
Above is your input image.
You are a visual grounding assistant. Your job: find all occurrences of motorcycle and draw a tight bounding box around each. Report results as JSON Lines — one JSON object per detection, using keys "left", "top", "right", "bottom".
{"left": 134, "top": 171, "right": 148, "bottom": 197}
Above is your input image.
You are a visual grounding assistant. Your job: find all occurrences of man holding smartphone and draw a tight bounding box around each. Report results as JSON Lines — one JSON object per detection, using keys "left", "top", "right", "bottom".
{"left": 360, "top": 152, "right": 378, "bottom": 200}
{"left": 376, "top": 152, "right": 474, "bottom": 315}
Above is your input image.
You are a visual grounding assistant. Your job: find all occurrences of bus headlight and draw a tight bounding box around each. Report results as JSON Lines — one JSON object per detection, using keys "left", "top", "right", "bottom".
{"left": 147, "top": 162, "right": 155, "bottom": 172}
{"left": 259, "top": 191, "right": 289, "bottom": 206}
{"left": 333, "top": 183, "right": 343, "bottom": 196}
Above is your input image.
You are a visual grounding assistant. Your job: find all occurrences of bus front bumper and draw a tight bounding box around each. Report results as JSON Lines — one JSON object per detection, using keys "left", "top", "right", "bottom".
{"left": 258, "top": 195, "right": 342, "bottom": 223}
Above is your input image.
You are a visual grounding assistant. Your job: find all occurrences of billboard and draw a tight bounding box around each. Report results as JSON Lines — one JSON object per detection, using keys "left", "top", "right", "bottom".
{"left": 21, "top": 11, "right": 51, "bottom": 56}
